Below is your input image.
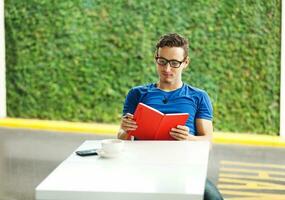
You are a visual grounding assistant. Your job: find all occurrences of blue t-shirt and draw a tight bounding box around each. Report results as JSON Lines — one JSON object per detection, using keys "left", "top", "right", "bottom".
{"left": 123, "top": 83, "right": 213, "bottom": 135}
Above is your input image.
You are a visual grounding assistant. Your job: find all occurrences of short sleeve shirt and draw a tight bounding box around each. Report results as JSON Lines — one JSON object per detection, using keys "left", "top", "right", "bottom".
{"left": 123, "top": 83, "right": 213, "bottom": 135}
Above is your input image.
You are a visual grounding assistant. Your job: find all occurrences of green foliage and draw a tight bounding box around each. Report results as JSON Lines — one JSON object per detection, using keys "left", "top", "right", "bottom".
{"left": 5, "top": 0, "right": 280, "bottom": 135}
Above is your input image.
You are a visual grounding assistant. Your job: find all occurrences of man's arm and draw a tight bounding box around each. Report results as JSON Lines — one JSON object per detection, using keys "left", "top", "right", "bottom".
{"left": 195, "top": 118, "right": 213, "bottom": 141}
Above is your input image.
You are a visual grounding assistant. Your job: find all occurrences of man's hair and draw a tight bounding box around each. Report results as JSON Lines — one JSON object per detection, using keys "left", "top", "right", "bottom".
{"left": 155, "top": 33, "right": 189, "bottom": 57}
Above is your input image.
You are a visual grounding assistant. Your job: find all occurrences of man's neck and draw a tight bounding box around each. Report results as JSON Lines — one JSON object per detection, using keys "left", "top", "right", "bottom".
{"left": 156, "top": 81, "right": 183, "bottom": 91}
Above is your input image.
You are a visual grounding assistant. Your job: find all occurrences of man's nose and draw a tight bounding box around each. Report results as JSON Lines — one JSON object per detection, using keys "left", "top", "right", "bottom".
{"left": 164, "top": 63, "right": 172, "bottom": 72}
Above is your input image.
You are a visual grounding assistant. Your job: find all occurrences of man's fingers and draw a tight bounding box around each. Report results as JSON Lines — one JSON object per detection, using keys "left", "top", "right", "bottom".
{"left": 170, "top": 132, "right": 185, "bottom": 140}
{"left": 177, "top": 125, "right": 189, "bottom": 132}
{"left": 171, "top": 128, "right": 188, "bottom": 135}
{"left": 122, "top": 123, "right": 137, "bottom": 129}
{"left": 123, "top": 113, "right": 134, "bottom": 119}
{"left": 122, "top": 117, "right": 136, "bottom": 124}
{"left": 122, "top": 122, "right": 138, "bottom": 131}
{"left": 122, "top": 127, "right": 137, "bottom": 131}
{"left": 122, "top": 113, "right": 136, "bottom": 125}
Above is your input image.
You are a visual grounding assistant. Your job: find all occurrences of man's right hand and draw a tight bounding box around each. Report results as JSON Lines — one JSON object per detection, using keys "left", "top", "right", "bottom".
{"left": 117, "top": 113, "right": 138, "bottom": 140}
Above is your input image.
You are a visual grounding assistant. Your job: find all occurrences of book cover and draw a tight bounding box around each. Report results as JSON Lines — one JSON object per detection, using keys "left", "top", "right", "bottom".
{"left": 128, "top": 103, "right": 189, "bottom": 140}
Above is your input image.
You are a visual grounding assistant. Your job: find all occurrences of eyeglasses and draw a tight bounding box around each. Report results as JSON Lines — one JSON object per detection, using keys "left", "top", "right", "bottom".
{"left": 155, "top": 56, "right": 186, "bottom": 68}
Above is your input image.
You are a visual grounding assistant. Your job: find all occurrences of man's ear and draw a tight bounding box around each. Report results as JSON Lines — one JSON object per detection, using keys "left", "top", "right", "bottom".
{"left": 154, "top": 48, "right": 159, "bottom": 58}
{"left": 183, "top": 56, "right": 190, "bottom": 70}
{"left": 153, "top": 51, "right": 158, "bottom": 62}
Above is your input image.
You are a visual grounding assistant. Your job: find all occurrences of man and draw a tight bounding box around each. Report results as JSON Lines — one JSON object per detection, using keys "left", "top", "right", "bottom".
{"left": 117, "top": 33, "right": 223, "bottom": 200}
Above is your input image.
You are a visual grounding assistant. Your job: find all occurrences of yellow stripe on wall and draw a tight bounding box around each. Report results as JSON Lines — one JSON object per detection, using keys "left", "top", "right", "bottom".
{"left": 0, "top": 118, "right": 119, "bottom": 135}
{"left": 213, "top": 132, "right": 285, "bottom": 147}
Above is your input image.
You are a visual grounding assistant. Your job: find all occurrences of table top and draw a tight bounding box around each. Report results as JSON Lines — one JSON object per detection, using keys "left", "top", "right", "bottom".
{"left": 36, "top": 140, "right": 210, "bottom": 200}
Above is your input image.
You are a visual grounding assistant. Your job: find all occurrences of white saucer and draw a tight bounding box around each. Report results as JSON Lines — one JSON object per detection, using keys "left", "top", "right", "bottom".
{"left": 96, "top": 149, "right": 121, "bottom": 158}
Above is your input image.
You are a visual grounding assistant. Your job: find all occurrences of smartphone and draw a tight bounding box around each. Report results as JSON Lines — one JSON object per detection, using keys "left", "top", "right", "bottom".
{"left": 76, "top": 149, "right": 98, "bottom": 156}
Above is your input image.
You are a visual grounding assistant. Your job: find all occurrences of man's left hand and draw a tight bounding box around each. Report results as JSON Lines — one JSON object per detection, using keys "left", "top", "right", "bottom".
{"left": 170, "top": 125, "right": 196, "bottom": 141}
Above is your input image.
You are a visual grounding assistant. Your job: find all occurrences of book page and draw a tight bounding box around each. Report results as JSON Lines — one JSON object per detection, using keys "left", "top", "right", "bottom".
{"left": 155, "top": 114, "right": 189, "bottom": 140}
{"left": 128, "top": 103, "right": 164, "bottom": 140}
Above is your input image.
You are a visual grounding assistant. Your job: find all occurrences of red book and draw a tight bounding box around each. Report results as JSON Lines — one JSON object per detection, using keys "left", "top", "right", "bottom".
{"left": 128, "top": 103, "right": 189, "bottom": 140}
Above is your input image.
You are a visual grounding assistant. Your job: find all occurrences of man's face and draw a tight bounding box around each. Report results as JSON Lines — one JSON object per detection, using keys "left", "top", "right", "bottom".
{"left": 156, "top": 47, "right": 189, "bottom": 85}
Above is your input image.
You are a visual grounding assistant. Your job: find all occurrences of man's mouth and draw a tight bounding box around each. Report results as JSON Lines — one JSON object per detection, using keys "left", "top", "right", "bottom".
{"left": 162, "top": 73, "right": 172, "bottom": 77}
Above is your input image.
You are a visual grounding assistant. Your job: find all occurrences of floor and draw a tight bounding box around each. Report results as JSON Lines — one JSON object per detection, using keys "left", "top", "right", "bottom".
{"left": 0, "top": 127, "right": 284, "bottom": 200}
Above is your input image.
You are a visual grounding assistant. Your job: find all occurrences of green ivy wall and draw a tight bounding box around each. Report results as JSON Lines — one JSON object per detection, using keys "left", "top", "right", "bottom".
{"left": 5, "top": 0, "right": 281, "bottom": 135}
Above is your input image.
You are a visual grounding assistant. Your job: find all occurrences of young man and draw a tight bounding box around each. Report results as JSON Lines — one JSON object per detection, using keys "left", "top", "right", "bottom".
{"left": 117, "top": 33, "right": 223, "bottom": 200}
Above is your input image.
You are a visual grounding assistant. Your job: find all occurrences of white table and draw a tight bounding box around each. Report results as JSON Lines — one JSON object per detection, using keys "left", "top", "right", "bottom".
{"left": 36, "top": 140, "right": 210, "bottom": 200}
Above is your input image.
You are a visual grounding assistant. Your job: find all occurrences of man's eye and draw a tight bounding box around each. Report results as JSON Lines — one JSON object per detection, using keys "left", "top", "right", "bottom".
{"left": 158, "top": 59, "right": 167, "bottom": 65}
{"left": 170, "top": 61, "right": 179, "bottom": 66}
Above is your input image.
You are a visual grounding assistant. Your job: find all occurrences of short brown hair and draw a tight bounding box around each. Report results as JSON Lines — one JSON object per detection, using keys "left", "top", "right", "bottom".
{"left": 155, "top": 33, "right": 189, "bottom": 57}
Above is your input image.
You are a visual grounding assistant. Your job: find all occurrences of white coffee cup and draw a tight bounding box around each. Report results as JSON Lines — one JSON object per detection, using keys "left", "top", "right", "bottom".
{"left": 101, "top": 139, "right": 124, "bottom": 155}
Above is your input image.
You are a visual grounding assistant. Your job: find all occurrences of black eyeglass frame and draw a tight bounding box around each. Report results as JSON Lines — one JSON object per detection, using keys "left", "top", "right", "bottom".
{"left": 155, "top": 56, "right": 187, "bottom": 68}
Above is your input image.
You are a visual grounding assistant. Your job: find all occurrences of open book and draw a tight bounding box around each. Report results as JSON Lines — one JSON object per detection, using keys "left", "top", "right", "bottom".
{"left": 128, "top": 103, "right": 189, "bottom": 140}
